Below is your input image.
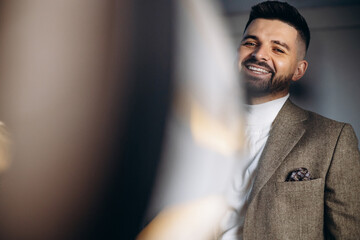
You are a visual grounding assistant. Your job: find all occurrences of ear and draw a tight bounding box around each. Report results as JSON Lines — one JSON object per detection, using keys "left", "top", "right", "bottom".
{"left": 292, "top": 60, "right": 308, "bottom": 81}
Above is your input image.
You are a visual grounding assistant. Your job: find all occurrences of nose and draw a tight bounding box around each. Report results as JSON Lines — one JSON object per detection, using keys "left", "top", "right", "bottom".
{"left": 251, "top": 45, "right": 269, "bottom": 61}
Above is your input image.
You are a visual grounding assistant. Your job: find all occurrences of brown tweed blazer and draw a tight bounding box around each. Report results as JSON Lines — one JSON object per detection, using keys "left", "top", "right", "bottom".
{"left": 243, "top": 99, "right": 360, "bottom": 239}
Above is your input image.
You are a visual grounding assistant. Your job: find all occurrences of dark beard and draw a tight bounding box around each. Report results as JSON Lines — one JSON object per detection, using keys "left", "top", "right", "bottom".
{"left": 244, "top": 73, "right": 291, "bottom": 97}
{"left": 241, "top": 57, "right": 292, "bottom": 98}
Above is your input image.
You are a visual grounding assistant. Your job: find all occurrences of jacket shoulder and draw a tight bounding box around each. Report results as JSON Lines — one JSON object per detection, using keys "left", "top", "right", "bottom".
{"left": 289, "top": 100, "right": 346, "bottom": 131}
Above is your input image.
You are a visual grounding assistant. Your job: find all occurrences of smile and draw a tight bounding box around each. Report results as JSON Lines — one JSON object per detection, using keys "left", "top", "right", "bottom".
{"left": 246, "top": 65, "right": 271, "bottom": 74}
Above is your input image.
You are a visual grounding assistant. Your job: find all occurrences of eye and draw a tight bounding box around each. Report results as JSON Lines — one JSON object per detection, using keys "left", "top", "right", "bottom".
{"left": 274, "top": 48, "right": 285, "bottom": 54}
{"left": 242, "top": 41, "right": 257, "bottom": 47}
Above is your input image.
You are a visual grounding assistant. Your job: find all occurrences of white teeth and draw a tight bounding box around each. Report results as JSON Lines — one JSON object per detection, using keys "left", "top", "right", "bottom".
{"left": 248, "top": 66, "right": 270, "bottom": 73}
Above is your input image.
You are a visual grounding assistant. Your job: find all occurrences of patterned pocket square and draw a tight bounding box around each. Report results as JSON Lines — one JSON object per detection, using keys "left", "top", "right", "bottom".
{"left": 286, "top": 167, "right": 312, "bottom": 181}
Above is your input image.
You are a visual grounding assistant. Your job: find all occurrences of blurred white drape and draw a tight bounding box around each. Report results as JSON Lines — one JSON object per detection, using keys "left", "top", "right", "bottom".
{"left": 138, "top": 0, "right": 246, "bottom": 239}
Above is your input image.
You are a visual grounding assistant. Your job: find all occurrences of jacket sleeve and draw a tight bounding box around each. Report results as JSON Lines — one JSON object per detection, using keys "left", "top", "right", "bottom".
{"left": 324, "top": 123, "right": 360, "bottom": 239}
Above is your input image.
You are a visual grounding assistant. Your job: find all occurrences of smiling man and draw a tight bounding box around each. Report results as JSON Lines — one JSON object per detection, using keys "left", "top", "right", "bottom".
{"left": 221, "top": 1, "right": 360, "bottom": 239}
{"left": 238, "top": 4, "right": 309, "bottom": 104}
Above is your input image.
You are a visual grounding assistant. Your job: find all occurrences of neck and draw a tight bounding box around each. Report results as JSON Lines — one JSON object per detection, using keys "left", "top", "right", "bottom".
{"left": 246, "top": 91, "right": 288, "bottom": 105}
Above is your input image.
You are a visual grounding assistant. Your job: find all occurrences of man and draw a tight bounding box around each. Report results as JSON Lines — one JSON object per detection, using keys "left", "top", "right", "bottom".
{"left": 222, "top": 1, "right": 360, "bottom": 239}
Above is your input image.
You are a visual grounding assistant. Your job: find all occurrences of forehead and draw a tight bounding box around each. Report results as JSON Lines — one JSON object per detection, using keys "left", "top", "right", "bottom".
{"left": 244, "top": 18, "right": 298, "bottom": 45}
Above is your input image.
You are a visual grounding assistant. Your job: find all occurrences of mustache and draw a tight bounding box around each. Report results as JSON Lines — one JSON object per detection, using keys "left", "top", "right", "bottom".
{"left": 242, "top": 57, "right": 275, "bottom": 74}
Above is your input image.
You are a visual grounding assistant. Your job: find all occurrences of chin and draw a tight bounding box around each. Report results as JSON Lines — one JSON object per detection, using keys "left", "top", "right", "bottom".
{"left": 245, "top": 83, "right": 271, "bottom": 97}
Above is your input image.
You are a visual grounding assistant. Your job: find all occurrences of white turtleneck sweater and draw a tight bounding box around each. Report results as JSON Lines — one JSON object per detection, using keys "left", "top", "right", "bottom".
{"left": 221, "top": 94, "right": 289, "bottom": 240}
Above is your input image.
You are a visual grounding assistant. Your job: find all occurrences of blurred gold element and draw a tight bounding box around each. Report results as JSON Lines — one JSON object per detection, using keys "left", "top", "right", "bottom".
{"left": 137, "top": 195, "right": 228, "bottom": 240}
{"left": 190, "top": 100, "right": 244, "bottom": 156}
{"left": 172, "top": 90, "right": 245, "bottom": 157}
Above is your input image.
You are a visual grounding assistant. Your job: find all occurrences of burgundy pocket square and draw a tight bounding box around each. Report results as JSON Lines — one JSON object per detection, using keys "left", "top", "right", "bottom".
{"left": 286, "top": 167, "right": 312, "bottom": 181}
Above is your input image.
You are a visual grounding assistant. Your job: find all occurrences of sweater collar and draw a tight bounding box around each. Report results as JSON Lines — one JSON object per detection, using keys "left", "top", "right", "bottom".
{"left": 245, "top": 94, "right": 289, "bottom": 126}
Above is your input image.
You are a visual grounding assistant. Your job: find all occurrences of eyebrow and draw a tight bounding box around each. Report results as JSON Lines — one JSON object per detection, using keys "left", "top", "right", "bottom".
{"left": 242, "top": 35, "right": 258, "bottom": 42}
{"left": 241, "top": 35, "right": 291, "bottom": 51}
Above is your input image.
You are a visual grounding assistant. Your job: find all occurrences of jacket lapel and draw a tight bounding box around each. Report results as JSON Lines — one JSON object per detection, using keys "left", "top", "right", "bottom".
{"left": 247, "top": 99, "right": 308, "bottom": 204}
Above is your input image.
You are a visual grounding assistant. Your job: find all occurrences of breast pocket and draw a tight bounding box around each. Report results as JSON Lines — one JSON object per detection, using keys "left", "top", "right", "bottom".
{"left": 275, "top": 178, "right": 323, "bottom": 194}
{"left": 272, "top": 178, "right": 324, "bottom": 239}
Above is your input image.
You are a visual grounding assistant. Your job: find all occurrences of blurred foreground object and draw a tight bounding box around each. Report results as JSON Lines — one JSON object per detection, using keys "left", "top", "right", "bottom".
{"left": 138, "top": 196, "right": 227, "bottom": 240}
{"left": 138, "top": 0, "right": 245, "bottom": 239}
{"left": 0, "top": 0, "right": 175, "bottom": 239}
{"left": 0, "top": 123, "right": 10, "bottom": 173}
{"left": 0, "top": 1, "right": 129, "bottom": 239}
{"left": 0, "top": 0, "right": 244, "bottom": 239}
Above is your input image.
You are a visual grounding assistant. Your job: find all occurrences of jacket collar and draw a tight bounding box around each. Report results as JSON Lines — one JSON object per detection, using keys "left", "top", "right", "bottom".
{"left": 247, "top": 99, "right": 309, "bottom": 204}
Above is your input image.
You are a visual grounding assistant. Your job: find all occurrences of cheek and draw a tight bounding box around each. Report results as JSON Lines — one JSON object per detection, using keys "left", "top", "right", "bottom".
{"left": 237, "top": 50, "right": 249, "bottom": 68}
{"left": 274, "top": 55, "right": 299, "bottom": 73}
{"left": 237, "top": 54, "right": 244, "bottom": 69}
{"left": 275, "top": 60, "right": 286, "bottom": 69}
{"left": 274, "top": 59, "right": 292, "bottom": 74}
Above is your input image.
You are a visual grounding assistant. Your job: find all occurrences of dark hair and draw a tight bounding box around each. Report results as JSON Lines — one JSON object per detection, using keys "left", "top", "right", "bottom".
{"left": 244, "top": 1, "right": 310, "bottom": 51}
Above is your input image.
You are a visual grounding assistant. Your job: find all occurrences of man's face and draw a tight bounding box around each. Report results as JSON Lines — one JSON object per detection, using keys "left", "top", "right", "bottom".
{"left": 238, "top": 19, "right": 302, "bottom": 96}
